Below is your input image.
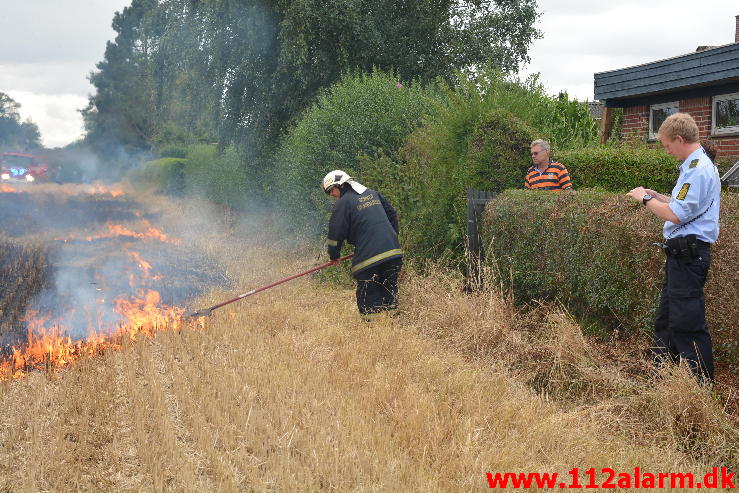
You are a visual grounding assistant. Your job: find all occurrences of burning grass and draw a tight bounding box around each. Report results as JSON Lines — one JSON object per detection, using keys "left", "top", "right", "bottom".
{"left": 0, "top": 186, "right": 219, "bottom": 382}
{"left": 0, "top": 194, "right": 735, "bottom": 491}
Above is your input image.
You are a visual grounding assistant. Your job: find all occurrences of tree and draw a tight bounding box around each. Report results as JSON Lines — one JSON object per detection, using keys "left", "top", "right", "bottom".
{"left": 82, "top": 0, "right": 161, "bottom": 162}
{"left": 0, "top": 92, "right": 42, "bottom": 150}
{"left": 83, "top": 0, "right": 541, "bottom": 189}
{"left": 272, "top": 0, "right": 540, "bottom": 131}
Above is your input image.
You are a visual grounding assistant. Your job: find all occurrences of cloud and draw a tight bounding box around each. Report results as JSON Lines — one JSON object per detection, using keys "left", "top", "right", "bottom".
{"left": 522, "top": 0, "right": 739, "bottom": 100}
{"left": 0, "top": 0, "right": 128, "bottom": 64}
{"left": 0, "top": 0, "right": 129, "bottom": 147}
{"left": 7, "top": 91, "right": 88, "bottom": 148}
{"left": 0, "top": 62, "right": 95, "bottom": 94}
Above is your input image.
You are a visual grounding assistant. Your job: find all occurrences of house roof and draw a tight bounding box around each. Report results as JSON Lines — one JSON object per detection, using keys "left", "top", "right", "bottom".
{"left": 594, "top": 42, "right": 739, "bottom": 103}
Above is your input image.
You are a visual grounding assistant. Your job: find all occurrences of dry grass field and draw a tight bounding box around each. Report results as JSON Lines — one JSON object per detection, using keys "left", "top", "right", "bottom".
{"left": 0, "top": 191, "right": 736, "bottom": 492}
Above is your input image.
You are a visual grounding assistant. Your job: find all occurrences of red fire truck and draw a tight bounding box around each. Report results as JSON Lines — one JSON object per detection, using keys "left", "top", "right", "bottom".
{"left": 0, "top": 152, "right": 48, "bottom": 183}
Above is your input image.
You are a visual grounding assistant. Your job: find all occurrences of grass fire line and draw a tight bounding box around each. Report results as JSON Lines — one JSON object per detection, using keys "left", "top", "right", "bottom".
{"left": 0, "top": 183, "right": 206, "bottom": 382}
{"left": 0, "top": 242, "right": 188, "bottom": 381}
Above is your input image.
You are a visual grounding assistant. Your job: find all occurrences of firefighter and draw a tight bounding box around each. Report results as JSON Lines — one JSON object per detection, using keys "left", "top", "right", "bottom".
{"left": 322, "top": 170, "right": 403, "bottom": 319}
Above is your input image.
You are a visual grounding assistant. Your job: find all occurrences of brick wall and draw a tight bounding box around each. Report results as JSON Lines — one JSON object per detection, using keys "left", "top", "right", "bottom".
{"left": 621, "top": 104, "right": 649, "bottom": 140}
{"left": 715, "top": 137, "right": 739, "bottom": 163}
{"left": 620, "top": 97, "right": 739, "bottom": 162}
{"left": 680, "top": 97, "right": 712, "bottom": 135}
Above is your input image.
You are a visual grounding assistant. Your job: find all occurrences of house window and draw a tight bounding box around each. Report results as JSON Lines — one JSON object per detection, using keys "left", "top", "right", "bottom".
{"left": 712, "top": 92, "right": 739, "bottom": 135}
{"left": 649, "top": 102, "right": 679, "bottom": 140}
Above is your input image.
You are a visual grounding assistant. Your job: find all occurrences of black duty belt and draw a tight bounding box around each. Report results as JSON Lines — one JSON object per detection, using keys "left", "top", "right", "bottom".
{"left": 653, "top": 234, "right": 710, "bottom": 259}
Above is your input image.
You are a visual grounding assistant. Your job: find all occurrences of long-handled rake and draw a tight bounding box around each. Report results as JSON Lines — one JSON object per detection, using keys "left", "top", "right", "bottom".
{"left": 183, "top": 254, "right": 353, "bottom": 318}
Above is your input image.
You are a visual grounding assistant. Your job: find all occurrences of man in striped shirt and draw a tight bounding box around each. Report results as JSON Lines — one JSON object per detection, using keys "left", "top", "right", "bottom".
{"left": 524, "top": 139, "right": 573, "bottom": 190}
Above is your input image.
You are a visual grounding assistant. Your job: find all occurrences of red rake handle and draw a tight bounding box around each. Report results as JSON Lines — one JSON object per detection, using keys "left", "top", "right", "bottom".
{"left": 186, "top": 254, "right": 354, "bottom": 317}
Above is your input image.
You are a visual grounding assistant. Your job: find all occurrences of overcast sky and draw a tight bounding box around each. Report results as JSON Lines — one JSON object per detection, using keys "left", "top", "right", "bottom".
{"left": 1, "top": 0, "right": 738, "bottom": 148}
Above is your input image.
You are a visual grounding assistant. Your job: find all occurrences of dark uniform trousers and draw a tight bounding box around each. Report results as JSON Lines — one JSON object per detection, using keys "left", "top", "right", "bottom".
{"left": 355, "top": 258, "right": 402, "bottom": 316}
{"left": 653, "top": 242, "right": 714, "bottom": 382}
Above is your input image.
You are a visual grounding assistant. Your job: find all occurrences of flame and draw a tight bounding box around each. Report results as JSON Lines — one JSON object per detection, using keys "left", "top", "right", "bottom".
{"left": 1, "top": 225, "right": 194, "bottom": 382}
{"left": 0, "top": 185, "right": 16, "bottom": 193}
{"left": 54, "top": 222, "right": 180, "bottom": 245}
{"left": 0, "top": 303, "right": 191, "bottom": 381}
{"left": 81, "top": 184, "right": 125, "bottom": 197}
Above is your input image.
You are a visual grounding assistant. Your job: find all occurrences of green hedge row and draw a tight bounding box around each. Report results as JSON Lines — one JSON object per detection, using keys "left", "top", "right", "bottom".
{"left": 183, "top": 145, "right": 247, "bottom": 209}
{"left": 128, "top": 157, "right": 186, "bottom": 196}
{"left": 556, "top": 145, "right": 677, "bottom": 192}
{"left": 129, "top": 145, "right": 248, "bottom": 207}
{"left": 481, "top": 189, "right": 739, "bottom": 367}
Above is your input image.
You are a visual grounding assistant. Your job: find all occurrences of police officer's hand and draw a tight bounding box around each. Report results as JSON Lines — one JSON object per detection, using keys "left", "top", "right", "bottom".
{"left": 626, "top": 186, "right": 647, "bottom": 203}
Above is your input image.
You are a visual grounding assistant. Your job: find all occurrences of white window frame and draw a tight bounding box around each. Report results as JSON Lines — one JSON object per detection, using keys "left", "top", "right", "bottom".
{"left": 712, "top": 92, "right": 739, "bottom": 136}
{"left": 649, "top": 101, "right": 679, "bottom": 140}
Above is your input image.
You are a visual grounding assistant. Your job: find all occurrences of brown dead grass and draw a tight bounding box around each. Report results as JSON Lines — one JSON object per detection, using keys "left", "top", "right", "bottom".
{"left": 0, "top": 193, "right": 736, "bottom": 492}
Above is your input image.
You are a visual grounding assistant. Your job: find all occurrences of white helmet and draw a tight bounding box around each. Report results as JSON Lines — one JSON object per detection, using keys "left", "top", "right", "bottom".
{"left": 322, "top": 170, "right": 367, "bottom": 194}
{"left": 322, "top": 170, "right": 351, "bottom": 193}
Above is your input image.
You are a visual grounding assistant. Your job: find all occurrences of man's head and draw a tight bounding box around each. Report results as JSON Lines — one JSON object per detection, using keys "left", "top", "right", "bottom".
{"left": 658, "top": 113, "right": 701, "bottom": 160}
{"left": 530, "top": 139, "right": 551, "bottom": 168}
{"left": 322, "top": 170, "right": 351, "bottom": 199}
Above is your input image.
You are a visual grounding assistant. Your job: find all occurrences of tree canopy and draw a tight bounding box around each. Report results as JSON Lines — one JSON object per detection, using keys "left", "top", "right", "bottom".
{"left": 83, "top": 0, "right": 541, "bottom": 179}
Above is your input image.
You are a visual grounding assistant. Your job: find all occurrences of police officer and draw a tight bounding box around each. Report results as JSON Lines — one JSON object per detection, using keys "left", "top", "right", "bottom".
{"left": 322, "top": 170, "right": 403, "bottom": 318}
{"left": 627, "top": 113, "right": 721, "bottom": 383}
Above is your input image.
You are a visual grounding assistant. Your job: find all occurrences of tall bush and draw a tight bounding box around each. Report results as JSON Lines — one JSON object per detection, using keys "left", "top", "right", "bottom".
{"left": 395, "top": 108, "right": 535, "bottom": 258}
{"left": 275, "top": 69, "right": 443, "bottom": 226}
{"left": 360, "top": 80, "right": 538, "bottom": 260}
{"left": 466, "top": 70, "right": 599, "bottom": 150}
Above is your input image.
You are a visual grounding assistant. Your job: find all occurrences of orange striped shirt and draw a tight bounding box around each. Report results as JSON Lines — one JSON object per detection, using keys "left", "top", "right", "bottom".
{"left": 524, "top": 162, "right": 572, "bottom": 190}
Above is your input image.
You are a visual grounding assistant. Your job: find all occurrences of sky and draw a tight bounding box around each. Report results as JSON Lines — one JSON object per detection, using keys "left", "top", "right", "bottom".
{"left": 1, "top": 0, "right": 738, "bottom": 148}
{"left": 0, "top": 0, "right": 130, "bottom": 148}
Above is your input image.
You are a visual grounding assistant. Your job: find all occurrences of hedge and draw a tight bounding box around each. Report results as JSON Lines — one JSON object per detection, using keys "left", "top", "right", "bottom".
{"left": 157, "top": 144, "right": 189, "bottom": 159}
{"left": 128, "top": 157, "right": 186, "bottom": 196}
{"left": 481, "top": 190, "right": 738, "bottom": 368}
{"left": 184, "top": 145, "right": 247, "bottom": 209}
{"left": 556, "top": 145, "right": 677, "bottom": 192}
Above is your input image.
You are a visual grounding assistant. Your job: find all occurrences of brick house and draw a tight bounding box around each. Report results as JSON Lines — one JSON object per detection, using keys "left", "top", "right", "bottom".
{"left": 594, "top": 15, "right": 739, "bottom": 163}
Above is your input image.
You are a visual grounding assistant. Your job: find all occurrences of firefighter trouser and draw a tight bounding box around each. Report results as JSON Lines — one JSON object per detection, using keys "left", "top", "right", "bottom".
{"left": 653, "top": 242, "right": 714, "bottom": 382}
{"left": 354, "top": 258, "right": 402, "bottom": 316}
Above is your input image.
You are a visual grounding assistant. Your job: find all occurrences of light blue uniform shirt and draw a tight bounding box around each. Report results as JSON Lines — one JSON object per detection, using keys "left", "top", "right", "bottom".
{"left": 664, "top": 147, "right": 721, "bottom": 243}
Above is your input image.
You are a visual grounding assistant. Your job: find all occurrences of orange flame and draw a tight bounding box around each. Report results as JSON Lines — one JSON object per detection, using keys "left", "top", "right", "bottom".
{"left": 82, "top": 184, "right": 125, "bottom": 197}
{"left": 0, "top": 304, "right": 192, "bottom": 381}
{"left": 1, "top": 233, "right": 194, "bottom": 382}
{"left": 54, "top": 222, "right": 180, "bottom": 245}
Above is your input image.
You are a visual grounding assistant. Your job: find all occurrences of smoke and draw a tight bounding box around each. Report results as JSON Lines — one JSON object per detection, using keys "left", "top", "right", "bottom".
{"left": 48, "top": 142, "right": 152, "bottom": 183}
{"left": 0, "top": 183, "right": 224, "bottom": 348}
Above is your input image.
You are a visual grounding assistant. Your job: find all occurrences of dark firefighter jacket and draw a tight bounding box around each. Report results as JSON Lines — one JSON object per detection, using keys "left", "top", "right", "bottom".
{"left": 327, "top": 187, "right": 402, "bottom": 276}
